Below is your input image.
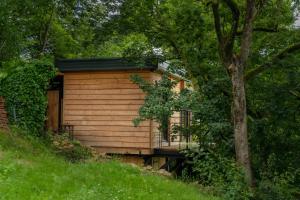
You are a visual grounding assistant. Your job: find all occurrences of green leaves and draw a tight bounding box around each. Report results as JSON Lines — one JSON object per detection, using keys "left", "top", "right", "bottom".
{"left": 0, "top": 58, "right": 56, "bottom": 136}
{"left": 0, "top": 0, "right": 110, "bottom": 61}
{"left": 130, "top": 73, "right": 178, "bottom": 132}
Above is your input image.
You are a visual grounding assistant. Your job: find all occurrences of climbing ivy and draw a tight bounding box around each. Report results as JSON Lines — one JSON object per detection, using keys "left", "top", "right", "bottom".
{"left": 0, "top": 59, "right": 56, "bottom": 136}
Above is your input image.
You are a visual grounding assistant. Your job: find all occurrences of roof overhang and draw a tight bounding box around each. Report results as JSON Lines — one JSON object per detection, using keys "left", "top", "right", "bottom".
{"left": 55, "top": 58, "right": 158, "bottom": 72}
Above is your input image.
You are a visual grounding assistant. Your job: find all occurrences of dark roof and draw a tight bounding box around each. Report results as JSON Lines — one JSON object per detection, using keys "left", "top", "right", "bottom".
{"left": 55, "top": 58, "right": 158, "bottom": 72}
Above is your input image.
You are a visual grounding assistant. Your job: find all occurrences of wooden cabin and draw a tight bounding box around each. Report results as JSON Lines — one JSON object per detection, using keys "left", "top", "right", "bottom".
{"left": 0, "top": 97, "right": 9, "bottom": 130}
{"left": 47, "top": 58, "right": 191, "bottom": 158}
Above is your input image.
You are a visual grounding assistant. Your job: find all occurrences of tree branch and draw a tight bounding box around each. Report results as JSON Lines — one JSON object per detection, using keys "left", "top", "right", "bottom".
{"left": 212, "top": 2, "right": 223, "bottom": 44}
{"left": 240, "top": 0, "right": 257, "bottom": 65}
{"left": 153, "top": 16, "right": 183, "bottom": 61}
{"left": 236, "top": 27, "right": 279, "bottom": 35}
{"left": 223, "top": 0, "right": 240, "bottom": 45}
{"left": 289, "top": 90, "right": 300, "bottom": 100}
{"left": 245, "top": 42, "right": 300, "bottom": 80}
{"left": 212, "top": 0, "right": 240, "bottom": 68}
{"left": 40, "top": 8, "right": 55, "bottom": 56}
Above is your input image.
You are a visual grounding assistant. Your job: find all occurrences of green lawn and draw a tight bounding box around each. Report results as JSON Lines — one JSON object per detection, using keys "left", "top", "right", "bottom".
{"left": 0, "top": 130, "right": 219, "bottom": 200}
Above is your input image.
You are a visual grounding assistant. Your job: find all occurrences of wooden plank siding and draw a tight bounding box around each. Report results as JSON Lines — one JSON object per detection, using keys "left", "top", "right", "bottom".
{"left": 0, "top": 97, "right": 9, "bottom": 130}
{"left": 47, "top": 90, "right": 60, "bottom": 132}
{"left": 63, "top": 71, "right": 154, "bottom": 154}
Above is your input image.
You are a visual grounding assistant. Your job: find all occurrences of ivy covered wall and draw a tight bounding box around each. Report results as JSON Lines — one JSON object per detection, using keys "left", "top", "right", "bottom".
{"left": 0, "top": 59, "right": 56, "bottom": 136}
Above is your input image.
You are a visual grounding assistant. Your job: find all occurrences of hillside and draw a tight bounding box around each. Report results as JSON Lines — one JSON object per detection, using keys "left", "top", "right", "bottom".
{"left": 0, "top": 130, "right": 219, "bottom": 200}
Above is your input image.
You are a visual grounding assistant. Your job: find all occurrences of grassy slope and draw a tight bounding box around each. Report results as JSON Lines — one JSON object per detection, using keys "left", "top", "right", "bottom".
{"left": 0, "top": 130, "right": 219, "bottom": 200}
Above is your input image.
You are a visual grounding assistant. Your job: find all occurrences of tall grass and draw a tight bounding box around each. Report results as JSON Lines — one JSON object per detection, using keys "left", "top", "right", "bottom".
{"left": 0, "top": 130, "right": 219, "bottom": 200}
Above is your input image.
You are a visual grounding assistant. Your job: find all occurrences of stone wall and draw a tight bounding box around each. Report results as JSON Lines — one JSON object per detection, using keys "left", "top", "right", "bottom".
{"left": 0, "top": 97, "right": 9, "bottom": 130}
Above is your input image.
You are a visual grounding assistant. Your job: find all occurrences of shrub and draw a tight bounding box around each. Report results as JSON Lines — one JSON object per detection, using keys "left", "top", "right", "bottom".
{"left": 183, "top": 149, "right": 252, "bottom": 200}
{"left": 254, "top": 171, "right": 300, "bottom": 200}
{"left": 50, "top": 133, "right": 93, "bottom": 162}
{"left": 0, "top": 59, "right": 56, "bottom": 136}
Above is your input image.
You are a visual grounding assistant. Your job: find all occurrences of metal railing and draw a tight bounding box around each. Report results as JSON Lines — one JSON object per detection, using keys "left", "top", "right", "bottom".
{"left": 155, "top": 110, "right": 192, "bottom": 150}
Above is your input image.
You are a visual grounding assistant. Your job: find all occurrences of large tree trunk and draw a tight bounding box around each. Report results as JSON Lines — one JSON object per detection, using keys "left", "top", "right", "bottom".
{"left": 230, "top": 59, "right": 254, "bottom": 186}
{"left": 211, "top": 0, "right": 256, "bottom": 187}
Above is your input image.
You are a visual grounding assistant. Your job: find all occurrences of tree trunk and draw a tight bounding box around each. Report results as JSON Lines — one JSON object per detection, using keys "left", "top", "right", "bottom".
{"left": 230, "top": 58, "right": 254, "bottom": 186}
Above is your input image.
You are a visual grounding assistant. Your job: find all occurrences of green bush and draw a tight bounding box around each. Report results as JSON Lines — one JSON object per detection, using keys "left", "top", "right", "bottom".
{"left": 183, "top": 149, "right": 252, "bottom": 200}
{"left": 254, "top": 171, "right": 300, "bottom": 200}
{"left": 50, "top": 133, "right": 93, "bottom": 162}
{"left": 0, "top": 59, "right": 56, "bottom": 136}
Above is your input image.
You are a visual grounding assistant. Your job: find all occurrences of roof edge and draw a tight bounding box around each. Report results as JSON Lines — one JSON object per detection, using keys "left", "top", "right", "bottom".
{"left": 55, "top": 57, "right": 159, "bottom": 72}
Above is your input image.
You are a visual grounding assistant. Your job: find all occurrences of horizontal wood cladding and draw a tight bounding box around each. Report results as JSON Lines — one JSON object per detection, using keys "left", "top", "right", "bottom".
{"left": 64, "top": 99, "right": 144, "bottom": 105}
{"left": 63, "top": 71, "right": 152, "bottom": 154}
{"left": 64, "top": 104, "right": 142, "bottom": 111}
{"left": 64, "top": 89, "right": 143, "bottom": 95}
{"left": 65, "top": 78, "right": 138, "bottom": 85}
{"left": 66, "top": 120, "right": 149, "bottom": 127}
{"left": 64, "top": 115, "right": 138, "bottom": 121}
{"left": 0, "top": 97, "right": 9, "bottom": 130}
{"left": 73, "top": 125, "right": 149, "bottom": 132}
{"left": 65, "top": 110, "right": 139, "bottom": 116}
{"left": 64, "top": 94, "right": 145, "bottom": 100}
{"left": 74, "top": 130, "right": 149, "bottom": 137}
{"left": 75, "top": 135, "right": 149, "bottom": 143}
{"left": 80, "top": 141, "right": 149, "bottom": 148}
{"left": 64, "top": 83, "right": 140, "bottom": 90}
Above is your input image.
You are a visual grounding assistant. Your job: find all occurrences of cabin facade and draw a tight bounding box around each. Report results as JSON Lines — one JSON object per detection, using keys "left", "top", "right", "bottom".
{"left": 0, "top": 97, "right": 9, "bottom": 130}
{"left": 47, "top": 58, "right": 190, "bottom": 158}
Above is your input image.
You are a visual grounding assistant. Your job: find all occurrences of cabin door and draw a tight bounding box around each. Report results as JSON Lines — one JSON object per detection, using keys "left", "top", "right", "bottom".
{"left": 47, "top": 90, "right": 60, "bottom": 132}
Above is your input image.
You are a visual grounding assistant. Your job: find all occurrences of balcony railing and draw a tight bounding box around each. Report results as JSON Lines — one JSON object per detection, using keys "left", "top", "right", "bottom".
{"left": 155, "top": 110, "right": 193, "bottom": 150}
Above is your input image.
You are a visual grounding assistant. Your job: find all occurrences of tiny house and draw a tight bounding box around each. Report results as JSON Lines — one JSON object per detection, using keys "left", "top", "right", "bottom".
{"left": 47, "top": 58, "right": 191, "bottom": 159}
